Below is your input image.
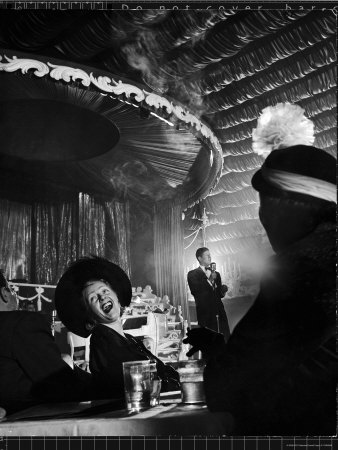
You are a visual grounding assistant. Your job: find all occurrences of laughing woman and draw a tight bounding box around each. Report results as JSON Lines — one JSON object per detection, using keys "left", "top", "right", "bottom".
{"left": 55, "top": 256, "right": 179, "bottom": 399}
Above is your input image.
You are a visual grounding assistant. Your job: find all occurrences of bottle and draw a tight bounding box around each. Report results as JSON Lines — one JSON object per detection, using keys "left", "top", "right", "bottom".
{"left": 182, "top": 319, "right": 188, "bottom": 338}
{"left": 51, "top": 310, "right": 57, "bottom": 336}
{"left": 177, "top": 319, "right": 189, "bottom": 361}
{"left": 175, "top": 305, "right": 184, "bottom": 331}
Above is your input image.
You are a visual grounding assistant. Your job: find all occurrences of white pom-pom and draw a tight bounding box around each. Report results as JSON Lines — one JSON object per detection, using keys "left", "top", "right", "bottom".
{"left": 252, "top": 103, "right": 315, "bottom": 157}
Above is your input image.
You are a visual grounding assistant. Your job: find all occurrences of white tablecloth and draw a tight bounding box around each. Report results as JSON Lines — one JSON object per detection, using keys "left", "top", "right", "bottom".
{"left": 0, "top": 399, "right": 233, "bottom": 436}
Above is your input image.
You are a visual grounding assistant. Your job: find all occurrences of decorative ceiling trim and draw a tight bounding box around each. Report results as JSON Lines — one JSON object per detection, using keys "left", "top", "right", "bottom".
{"left": 0, "top": 53, "right": 223, "bottom": 206}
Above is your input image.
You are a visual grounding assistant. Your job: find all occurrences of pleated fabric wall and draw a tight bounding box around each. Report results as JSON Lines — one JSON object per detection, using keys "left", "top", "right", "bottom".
{"left": 0, "top": 195, "right": 131, "bottom": 285}
{"left": 154, "top": 202, "right": 190, "bottom": 323}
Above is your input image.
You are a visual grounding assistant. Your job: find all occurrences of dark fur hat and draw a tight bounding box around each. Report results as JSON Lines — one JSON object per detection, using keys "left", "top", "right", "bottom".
{"left": 55, "top": 256, "right": 132, "bottom": 338}
{"left": 252, "top": 145, "right": 336, "bottom": 204}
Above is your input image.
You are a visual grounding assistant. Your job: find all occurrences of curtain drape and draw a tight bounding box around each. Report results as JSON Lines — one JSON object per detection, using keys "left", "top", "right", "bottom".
{"left": 104, "top": 200, "right": 131, "bottom": 278}
{"left": 79, "top": 194, "right": 131, "bottom": 276}
{"left": 154, "top": 202, "right": 189, "bottom": 323}
{"left": 0, "top": 194, "right": 131, "bottom": 285}
{"left": 0, "top": 199, "right": 31, "bottom": 281}
{"left": 34, "top": 199, "right": 79, "bottom": 284}
{"left": 78, "top": 194, "right": 106, "bottom": 260}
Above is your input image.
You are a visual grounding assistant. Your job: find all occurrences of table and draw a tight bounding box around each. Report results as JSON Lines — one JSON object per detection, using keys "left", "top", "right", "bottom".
{"left": 0, "top": 396, "right": 234, "bottom": 436}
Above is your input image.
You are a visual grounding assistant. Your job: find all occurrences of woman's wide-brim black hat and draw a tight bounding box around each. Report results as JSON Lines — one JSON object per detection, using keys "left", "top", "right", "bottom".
{"left": 55, "top": 256, "right": 132, "bottom": 338}
{"left": 252, "top": 145, "right": 336, "bottom": 204}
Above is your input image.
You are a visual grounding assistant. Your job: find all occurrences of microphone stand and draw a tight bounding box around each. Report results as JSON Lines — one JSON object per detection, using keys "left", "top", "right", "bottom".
{"left": 216, "top": 314, "right": 220, "bottom": 333}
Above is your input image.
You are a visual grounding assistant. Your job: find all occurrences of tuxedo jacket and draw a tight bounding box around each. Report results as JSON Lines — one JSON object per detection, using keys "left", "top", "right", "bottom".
{"left": 0, "top": 311, "right": 93, "bottom": 414}
{"left": 187, "top": 267, "right": 229, "bottom": 336}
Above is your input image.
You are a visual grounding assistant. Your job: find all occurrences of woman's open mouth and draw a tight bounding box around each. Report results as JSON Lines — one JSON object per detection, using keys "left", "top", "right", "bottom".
{"left": 101, "top": 301, "right": 113, "bottom": 313}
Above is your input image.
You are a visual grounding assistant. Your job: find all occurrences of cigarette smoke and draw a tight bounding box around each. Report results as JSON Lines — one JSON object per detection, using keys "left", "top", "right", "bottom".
{"left": 121, "top": 29, "right": 206, "bottom": 117}
{"left": 102, "top": 160, "right": 176, "bottom": 202}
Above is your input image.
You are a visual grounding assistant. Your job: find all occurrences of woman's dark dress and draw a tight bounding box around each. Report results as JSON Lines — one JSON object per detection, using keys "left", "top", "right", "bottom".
{"left": 90, "top": 324, "right": 179, "bottom": 398}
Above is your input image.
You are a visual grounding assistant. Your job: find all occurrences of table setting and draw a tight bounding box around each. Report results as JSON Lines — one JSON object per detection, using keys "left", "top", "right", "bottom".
{"left": 0, "top": 360, "right": 234, "bottom": 436}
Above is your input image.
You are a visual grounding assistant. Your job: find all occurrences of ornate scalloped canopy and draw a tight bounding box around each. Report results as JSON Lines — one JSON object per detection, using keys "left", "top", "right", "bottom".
{"left": 0, "top": 9, "right": 336, "bottom": 258}
{"left": 0, "top": 53, "right": 222, "bottom": 206}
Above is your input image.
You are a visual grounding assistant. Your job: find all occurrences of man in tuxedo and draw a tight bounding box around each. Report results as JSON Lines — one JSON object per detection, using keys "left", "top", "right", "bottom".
{"left": 187, "top": 248, "right": 230, "bottom": 340}
{"left": 0, "top": 271, "right": 94, "bottom": 415}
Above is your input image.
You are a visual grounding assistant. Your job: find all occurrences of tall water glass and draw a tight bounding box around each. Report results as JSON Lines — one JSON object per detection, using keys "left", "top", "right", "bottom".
{"left": 149, "top": 361, "right": 162, "bottom": 406}
{"left": 122, "top": 360, "right": 151, "bottom": 412}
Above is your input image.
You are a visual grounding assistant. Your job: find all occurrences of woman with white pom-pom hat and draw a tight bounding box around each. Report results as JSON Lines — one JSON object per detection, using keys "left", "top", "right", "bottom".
{"left": 183, "top": 103, "right": 337, "bottom": 435}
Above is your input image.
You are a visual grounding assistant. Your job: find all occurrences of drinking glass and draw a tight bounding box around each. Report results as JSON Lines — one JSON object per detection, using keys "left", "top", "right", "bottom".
{"left": 149, "top": 361, "right": 162, "bottom": 407}
{"left": 123, "top": 360, "right": 151, "bottom": 412}
{"left": 177, "top": 359, "right": 206, "bottom": 404}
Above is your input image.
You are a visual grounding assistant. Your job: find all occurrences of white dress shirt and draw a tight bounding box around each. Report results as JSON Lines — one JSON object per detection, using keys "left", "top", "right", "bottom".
{"left": 200, "top": 265, "right": 213, "bottom": 287}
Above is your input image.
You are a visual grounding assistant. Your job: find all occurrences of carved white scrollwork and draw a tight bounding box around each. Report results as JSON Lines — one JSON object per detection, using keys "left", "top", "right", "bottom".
{"left": 167, "top": 331, "right": 181, "bottom": 340}
{"left": 172, "top": 105, "right": 187, "bottom": 121}
{"left": 0, "top": 54, "right": 223, "bottom": 174}
{"left": 90, "top": 75, "right": 145, "bottom": 101}
{"left": 145, "top": 93, "right": 173, "bottom": 114}
{"left": 48, "top": 63, "right": 91, "bottom": 87}
{"left": 0, "top": 55, "right": 49, "bottom": 77}
{"left": 90, "top": 74, "right": 115, "bottom": 93}
{"left": 110, "top": 80, "right": 145, "bottom": 102}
